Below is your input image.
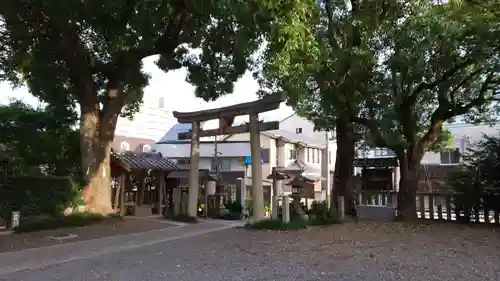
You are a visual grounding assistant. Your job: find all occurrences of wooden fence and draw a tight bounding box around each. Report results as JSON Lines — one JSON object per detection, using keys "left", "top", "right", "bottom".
{"left": 358, "top": 191, "right": 500, "bottom": 224}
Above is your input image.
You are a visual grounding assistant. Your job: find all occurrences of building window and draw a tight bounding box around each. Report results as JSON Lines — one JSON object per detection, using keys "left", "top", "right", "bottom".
{"left": 440, "top": 148, "right": 460, "bottom": 165}
{"left": 261, "top": 148, "right": 270, "bottom": 163}
{"left": 307, "top": 148, "right": 312, "bottom": 162}
{"left": 296, "top": 128, "right": 303, "bottom": 134}
{"left": 211, "top": 159, "right": 231, "bottom": 171}
{"left": 142, "top": 144, "right": 151, "bottom": 152}
{"left": 328, "top": 151, "right": 332, "bottom": 164}
{"left": 158, "top": 97, "right": 165, "bottom": 109}
{"left": 288, "top": 149, "right": 297, "bottom": 160}
{"left": 120, "top": 141, "right": 130, "bottom": 151}
{"left": 177, "top": 158, "right": 191, "bottom": 165}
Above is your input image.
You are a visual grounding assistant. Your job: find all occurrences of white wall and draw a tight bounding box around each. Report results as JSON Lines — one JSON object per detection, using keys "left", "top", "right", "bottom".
{"left": 225, "top": 133, "right": 274, "bottom": 180}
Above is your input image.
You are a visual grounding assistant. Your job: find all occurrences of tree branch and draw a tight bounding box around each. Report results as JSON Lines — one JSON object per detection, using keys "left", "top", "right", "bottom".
{"left": 416, "top": 72, "right": 495, "bottom": 160}
{"left": 403, "top": 59, "right": 474, "bottom": 110}
{"left": 93, "top": 0, "right": 188, "bottom": 76}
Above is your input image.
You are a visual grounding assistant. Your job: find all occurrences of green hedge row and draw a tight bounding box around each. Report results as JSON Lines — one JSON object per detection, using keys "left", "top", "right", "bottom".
{"left": 0, "top": 175, "right": 79, "bottom": 226}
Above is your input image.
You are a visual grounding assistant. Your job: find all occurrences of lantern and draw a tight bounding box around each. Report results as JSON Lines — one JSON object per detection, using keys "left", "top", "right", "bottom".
{"left": 205, "top": 180, "right": 216, "bottom": 195}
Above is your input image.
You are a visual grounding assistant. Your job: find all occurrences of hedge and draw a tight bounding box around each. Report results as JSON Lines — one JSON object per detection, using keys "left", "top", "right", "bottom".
{"left": 0, "top": 175, "right": 79, "bottom": 226}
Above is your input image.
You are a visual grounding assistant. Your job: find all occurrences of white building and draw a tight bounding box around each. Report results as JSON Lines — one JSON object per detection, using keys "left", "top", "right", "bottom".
{"left": 115, "top": 96, "right": 176, "bottom": 141}
{"left": 356, "top": 123, "right": 500, "bottom": 192}
{"left": 153, "top": 113, "right": 336, "bottom": 205}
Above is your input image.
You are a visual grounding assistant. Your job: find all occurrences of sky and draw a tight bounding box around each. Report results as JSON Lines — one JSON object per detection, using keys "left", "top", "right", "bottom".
{"left": 0, "top": 56, "right": 294, "bottom": 121}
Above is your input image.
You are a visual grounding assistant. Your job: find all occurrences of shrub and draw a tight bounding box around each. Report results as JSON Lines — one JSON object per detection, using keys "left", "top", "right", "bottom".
{"left": 224, "top": 200, "right": 243, "bottom": 213}
{"left": 218, "top": 212, "right": 242, "bottom": 220}
{"left": 164, "top": 213, "right": 198, "bottom": 223}
{"left": 245, "top": 218, "right": 309, "bottom": 230}
{"left": 0, "top": 175, "right": 79, "bottom": 226}
{"left": 308, "top": 200, "right": 341, "bottom": 225}
{"left": 14, "top": 212, "right": 110, "bottom": 233}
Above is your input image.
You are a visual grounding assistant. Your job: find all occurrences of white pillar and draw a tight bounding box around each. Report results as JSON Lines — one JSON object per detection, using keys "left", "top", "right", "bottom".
{"left": 249, "top": 113, "right": 265, "bottom": 221}
{"left": 187, "top": 121, "right": 200, "bottom": 217}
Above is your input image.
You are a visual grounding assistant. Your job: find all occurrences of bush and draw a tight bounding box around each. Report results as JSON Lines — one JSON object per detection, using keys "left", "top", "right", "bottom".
{"left": 14, "top": 212, "right": 111, "bottom": 233}
{"left": 218, "top": 212, "right": 242, "bottom": 220}
{"left": 164, "top": 213, "right": 198, "bottom": 223}
{"left": 308, "top": 200, "right": 341, "bottom": 225}
{"left": 0, "top": 175, "right": 79, "bottom": 226}
{"left": 224, "top": 200, "right": 243, "bottom": 213}
{"left": 245, "top": 218, "right": 309, "bottom": 230}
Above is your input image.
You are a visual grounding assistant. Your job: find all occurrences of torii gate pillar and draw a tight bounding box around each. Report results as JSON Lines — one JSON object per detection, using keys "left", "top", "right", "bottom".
{"left": 173, "top": 93, "right": 285, "bottom": 221}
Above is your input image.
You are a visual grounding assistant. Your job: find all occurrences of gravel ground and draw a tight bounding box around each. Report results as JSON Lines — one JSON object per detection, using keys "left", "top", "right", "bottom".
{"left": 2, "top": 221, "right": 500, "bottom": 281}
{"left": 0, "top": 217, "right": 174, "bottom": 253}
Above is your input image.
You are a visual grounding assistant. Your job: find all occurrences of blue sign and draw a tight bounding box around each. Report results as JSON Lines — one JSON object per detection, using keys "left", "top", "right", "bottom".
{"left": 243, "top": 156, "right": 264, "bottom": 165}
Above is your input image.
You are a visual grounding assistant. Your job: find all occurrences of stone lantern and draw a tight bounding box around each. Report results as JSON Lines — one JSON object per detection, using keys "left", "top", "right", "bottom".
{"left": 286, "top": 175, "right": 317, "bottom": 221}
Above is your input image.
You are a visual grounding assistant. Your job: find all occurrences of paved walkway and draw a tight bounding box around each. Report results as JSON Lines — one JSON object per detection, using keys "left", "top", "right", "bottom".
{"left": 0, "top": 220, "right": 240, "bottom": 276}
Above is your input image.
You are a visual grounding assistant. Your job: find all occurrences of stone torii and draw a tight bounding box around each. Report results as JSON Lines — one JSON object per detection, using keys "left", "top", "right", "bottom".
{"left": 173, "top": 93, "right": 285, "bottom": 221}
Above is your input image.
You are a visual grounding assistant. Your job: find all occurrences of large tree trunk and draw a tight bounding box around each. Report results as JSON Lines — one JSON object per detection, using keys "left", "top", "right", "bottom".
{"left": 396, "top": 151, "right": 420, "bottom": 220}
{"left": 79, "top": 89, "right": 120, "bottom": 214}
{"left": 332, "top": 118, "right": 355, "bottom": 215}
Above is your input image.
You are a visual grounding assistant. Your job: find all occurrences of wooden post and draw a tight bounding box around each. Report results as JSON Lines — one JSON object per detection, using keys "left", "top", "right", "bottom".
{"left": 113, "top": 175, "right": 121, "bottom": 212}
{"left": 158, "top": 171, "right": 164, "bottom": 216}
{"left": 138, "top": 172, "right": 146, "bottom": 206}
{"left": 187, "top": 121, "right": 201, "bottom": 217}
{"left": 249, "top": 113, "right": 265, "bottom": 221}
{"left": 119, "top": 174, "right": 126, "bottom": 216}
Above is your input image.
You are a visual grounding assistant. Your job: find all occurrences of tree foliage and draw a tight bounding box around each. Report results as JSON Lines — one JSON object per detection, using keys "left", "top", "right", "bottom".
{"left": 448, "top": 133, "right": 500, "bottom": 221}
{"left": 0, "top": 101, "right": 80, "bottom": 178}
{"left": 0, "top": 0, "right": 271, "bottom": 213}
{"left": 256, "top": 0, "right": 500, "bottom": 219}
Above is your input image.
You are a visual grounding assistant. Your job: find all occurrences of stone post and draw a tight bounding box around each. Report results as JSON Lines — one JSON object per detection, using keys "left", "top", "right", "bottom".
{"left": 173, "top": 188, "right": 182, "bottom": 215}
{"left": 271, "top": 167, "right": 279, "bottom": 220}
{"left": 249, "top": 113, "right": 265, "bottom": 221}
{"left": 237, "top": 178, "right": 246, "bottom": 210}
{"left": 338, "top": 195, "right": 345, "bottom": 220}
{"left": 187, "top": 121, "right": 201, "bottom": 217}
{"left": 282, "top": 195, "right": 290, "bottom": 223}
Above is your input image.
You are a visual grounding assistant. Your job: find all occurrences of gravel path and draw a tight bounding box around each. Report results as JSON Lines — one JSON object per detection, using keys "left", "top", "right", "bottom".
{"left": 1, "top": 221, "right": 499, "bottom": 281}
{"left": 0, "top": 217, "right": 174, "bottom": 253}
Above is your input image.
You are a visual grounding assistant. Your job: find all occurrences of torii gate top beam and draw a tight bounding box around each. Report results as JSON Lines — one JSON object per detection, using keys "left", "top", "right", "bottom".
{"left": 172, "top": 93, "right": 286, "bottom": 124}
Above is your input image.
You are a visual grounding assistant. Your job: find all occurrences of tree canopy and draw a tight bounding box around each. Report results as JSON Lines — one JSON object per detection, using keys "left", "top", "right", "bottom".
{"left": 0, "top": 101, "right": 80, "bottom": 178}
{"left": 0, "top": 0, "right": 272, "bottom": 213}
{"left": 256, "top": 0, "right": 500, "bottom": 219}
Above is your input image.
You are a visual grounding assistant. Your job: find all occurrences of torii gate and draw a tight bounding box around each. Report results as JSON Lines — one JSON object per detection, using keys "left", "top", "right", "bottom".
{"left": 173, "top": 93, "right": 285, "bottom": 221}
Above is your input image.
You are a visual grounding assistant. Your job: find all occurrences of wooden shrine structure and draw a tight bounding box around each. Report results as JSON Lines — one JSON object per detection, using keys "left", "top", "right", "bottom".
{"left": 173, "top": 93, "right": 286, "bottom": 221}
{"left": 111, "top": 152, "right": 179, "bottom": 216}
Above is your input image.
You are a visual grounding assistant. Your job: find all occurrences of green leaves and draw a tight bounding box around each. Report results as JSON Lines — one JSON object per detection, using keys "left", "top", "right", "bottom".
{"left": 0, "top": 102, "right": 80, "bottom": 177}
{"left": 258, "top": 0, "right": 500, "bottom": 158}
{"left": 0, "top": 0, "right": 271, "bottom": 119}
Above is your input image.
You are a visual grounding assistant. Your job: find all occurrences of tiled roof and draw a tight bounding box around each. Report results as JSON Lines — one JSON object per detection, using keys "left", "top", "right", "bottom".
{"left": 113, "top": 152, "right": 179, "bottom": 171}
